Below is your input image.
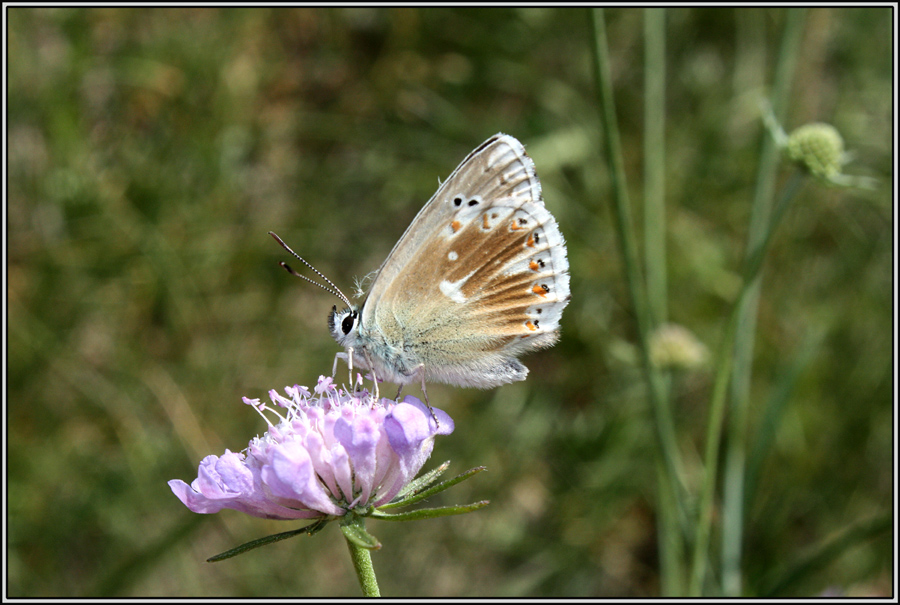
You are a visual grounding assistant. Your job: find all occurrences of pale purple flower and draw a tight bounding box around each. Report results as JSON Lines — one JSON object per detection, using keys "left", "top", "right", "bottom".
{"left": 169, "top": 376, "right": 453, "bottom": 520}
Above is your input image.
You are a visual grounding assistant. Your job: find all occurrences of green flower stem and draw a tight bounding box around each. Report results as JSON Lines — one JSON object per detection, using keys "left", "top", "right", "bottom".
{"left": 689, "top": 302, "right": 738, "bottom": 597}
{"left": 655, "top": 461, "right": 684, "bottom": 596}
{"left": 642, "top": 8, "right": 684, "bottom": 595}
{"left": 689, "top": 170, "right": 806, "bottom": 596}
{"left": 643, "top": 7, "right": 668, "bottom": 327}
{"left": 720, "top": 8, "right": 807, "bottom": 597}
{"left": 590, "top": 7, "right": 689, "bottom": 534}
{"left": 342, "top": 516, "right": 380, "bottom": 597}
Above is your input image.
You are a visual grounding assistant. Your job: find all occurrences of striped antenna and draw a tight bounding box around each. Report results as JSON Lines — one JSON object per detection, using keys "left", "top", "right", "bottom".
{"left": 268, "top": 232, "right": 353, "bottom": 309}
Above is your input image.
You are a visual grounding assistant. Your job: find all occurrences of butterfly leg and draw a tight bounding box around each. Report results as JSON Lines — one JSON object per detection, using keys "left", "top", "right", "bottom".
{"left": 346, "top": 347, "right": 356, "bottom": 390}
{"left": 332, "top": 350, "right": 359, "bottom": 394}
{"left": 332, "top": 351, "right": 349, "bottom": 378}
{"left": 358, "top": 347, "right": 380, "bottom": 401}
{"left": 411, "top": 364, "right": 439, "bottom": 427}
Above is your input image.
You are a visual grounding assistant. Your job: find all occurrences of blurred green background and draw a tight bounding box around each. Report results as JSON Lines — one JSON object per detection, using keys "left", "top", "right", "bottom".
{"left": 7, "top": 7, "right": 893, "bottom": 597}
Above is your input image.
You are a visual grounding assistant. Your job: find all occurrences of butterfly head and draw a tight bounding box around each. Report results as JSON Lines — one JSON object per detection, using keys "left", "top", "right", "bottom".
{"left": 268, "top": 231, "right": 363, "bottom": 348}
{"left": 328, "top": 304, "right": 361, "bottom": 347}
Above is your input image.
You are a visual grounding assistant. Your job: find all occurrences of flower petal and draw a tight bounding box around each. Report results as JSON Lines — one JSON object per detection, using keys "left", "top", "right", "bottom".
{"left": 334, "top": 412, "right": 381, "bottom": 504}
{"left": 262, "top": 440, "right": 344, "bottom": 516}
{"left": 379, "top": 398, "right": 453, "bottom": 504}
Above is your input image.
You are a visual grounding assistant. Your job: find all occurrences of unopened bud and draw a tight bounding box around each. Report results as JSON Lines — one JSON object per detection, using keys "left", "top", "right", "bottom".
{"left": 786, "top": 123, "right": 845, "bottom": 179}
{"left": 649, "top": 323, "right": 709, "bottom": 371}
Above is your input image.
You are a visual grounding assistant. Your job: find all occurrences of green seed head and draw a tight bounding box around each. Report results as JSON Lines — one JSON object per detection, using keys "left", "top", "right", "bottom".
{"left": 786, "top": 123, "right": 845, "bottom": 179}
{"left": 649, "top": 324, "right": 708, "bottom": 371}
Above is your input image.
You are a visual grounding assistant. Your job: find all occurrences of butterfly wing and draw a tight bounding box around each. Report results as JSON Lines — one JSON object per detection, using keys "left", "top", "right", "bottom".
{"left": 360, "top": 133, "right": 570, "bottom": 388}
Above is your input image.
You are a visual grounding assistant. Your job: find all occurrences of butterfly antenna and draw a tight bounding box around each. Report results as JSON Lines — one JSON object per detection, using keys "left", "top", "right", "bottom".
{"left": 268, "top": 231, "right": 353, "bottom": 308}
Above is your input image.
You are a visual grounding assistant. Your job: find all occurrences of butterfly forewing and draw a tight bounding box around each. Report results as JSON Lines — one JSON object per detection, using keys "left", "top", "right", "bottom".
{"left": 359, "top": 133, "right": 570, "bottom": 387}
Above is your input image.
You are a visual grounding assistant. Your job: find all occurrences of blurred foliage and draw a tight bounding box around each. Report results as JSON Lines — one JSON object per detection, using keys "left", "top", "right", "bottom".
{"left": 6, "top": 7, "right": 893, "bottom": 597}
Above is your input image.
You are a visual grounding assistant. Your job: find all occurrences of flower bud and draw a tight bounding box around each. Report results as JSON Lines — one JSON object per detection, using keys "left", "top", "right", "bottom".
{"left": 786, "top": 122, "right": 845, "bottom": 179}
{"left": 649, "top": 323, "right": 709, "bottom": 371}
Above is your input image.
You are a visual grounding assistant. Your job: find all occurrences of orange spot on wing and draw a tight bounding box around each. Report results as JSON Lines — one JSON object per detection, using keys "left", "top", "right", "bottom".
{"left": 483, "top": 214, "right": 490, "bottom": 229}
{"left": 529, "top": 260, "right": 540, "bottom": 271}
{"left": 532, "top": 284, "right": 548, "bottom": 297}
{"left": 510, "top": 219, "right": 524, "bottom": 231}
{"left": 451, "top": 220, "right": 461, "bottom": 233}
{"left": 526, "top": 233, "right": 536, "bottom": 247}
{"left": 525, "top": 320, "right": 537, "bottom": 331}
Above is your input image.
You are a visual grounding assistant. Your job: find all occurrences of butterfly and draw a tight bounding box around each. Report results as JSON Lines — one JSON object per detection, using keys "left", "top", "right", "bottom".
{"left": 271, "top": 133, "right": 570, "bottom": 398}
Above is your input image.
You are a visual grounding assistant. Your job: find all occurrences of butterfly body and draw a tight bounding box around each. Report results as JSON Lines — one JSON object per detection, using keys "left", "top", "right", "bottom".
{"left": 327, "top": 133, "right": 570, "bottom": 389}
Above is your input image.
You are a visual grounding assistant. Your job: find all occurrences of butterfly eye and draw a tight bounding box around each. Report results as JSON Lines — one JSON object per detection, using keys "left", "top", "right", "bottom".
{"left": 341, "top": 310, "right": 358, "bottom": 335}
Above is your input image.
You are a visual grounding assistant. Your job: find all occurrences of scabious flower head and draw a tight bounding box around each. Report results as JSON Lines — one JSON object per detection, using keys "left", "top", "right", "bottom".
{"left": 760, "top": 100, "right": 877, "bottom": 190}
{"left": 786, "top": 122, "right": 845, "bottom": 179}
{"left": 649, "top": 323, "right": 709, "bottom": 371}
{"left": 169, "top": 376, "right": 453, "bottom": 520}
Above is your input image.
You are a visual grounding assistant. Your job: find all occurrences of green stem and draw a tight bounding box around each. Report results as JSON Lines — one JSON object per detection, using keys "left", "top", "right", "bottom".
{"left": 689, "top": 313, "right": 737, "bottom": 597}
{"left": 655, "top": 461, "right": 684, "bottom": 596}
{"left": 689, "top": 170, "right": 806, "bottom": 596}
{"left": 642, "top": 8, "right": 683, "bottom": 595}
{"left": 343, "top": 517, "right": 381, "bottom": 597}
{"left": 720, "top": 9, "right": 807, "bottom": 597}
{"left": 643, "top": 7, "right": 668, "bottom": 327}
{"left": 589, "top": 9, "right": 689, "bottom": 532}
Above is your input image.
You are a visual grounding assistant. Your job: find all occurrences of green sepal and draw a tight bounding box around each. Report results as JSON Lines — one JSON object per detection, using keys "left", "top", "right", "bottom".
{"left": 390, "top": 460, "right": 450, "bottom": 503}
{"left": 379, "top": 466, "right": 487, "bottom": 510}
{"left": 340, "top": 513, "right": 382, "bottom": 550}
{"left": 370, "top": 500, "right": 489, "bottom": 521}
{"left": 206, "top": 518, "right": 329, "bottom": 562}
